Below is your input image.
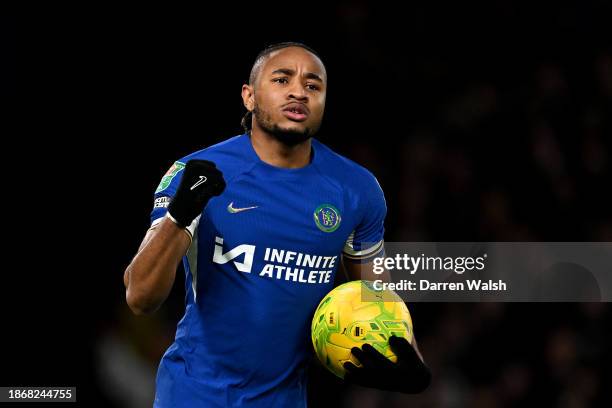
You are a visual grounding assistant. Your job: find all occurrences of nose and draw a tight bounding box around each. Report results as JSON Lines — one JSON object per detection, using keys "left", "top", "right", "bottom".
{"left": 288, "top": 82, "right": 308, "bottom": 102}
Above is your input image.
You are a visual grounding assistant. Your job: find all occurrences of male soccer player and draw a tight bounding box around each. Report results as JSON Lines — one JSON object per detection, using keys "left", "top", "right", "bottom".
{"left": 124, "top": 42, "right": 430, "bottom": 407}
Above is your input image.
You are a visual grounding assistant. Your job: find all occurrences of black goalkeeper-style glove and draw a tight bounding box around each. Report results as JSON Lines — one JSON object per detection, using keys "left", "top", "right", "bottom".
{"left": 343, "top": 335, "right": 431, "bottom": 394}
{"left": 167, "top": 160, "right": 226, "bottom": 228}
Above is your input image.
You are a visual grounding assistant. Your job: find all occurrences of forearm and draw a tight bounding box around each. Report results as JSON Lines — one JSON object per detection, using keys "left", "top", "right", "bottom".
{"left": 124, "top": 216, "right": 191, "bottom": 315}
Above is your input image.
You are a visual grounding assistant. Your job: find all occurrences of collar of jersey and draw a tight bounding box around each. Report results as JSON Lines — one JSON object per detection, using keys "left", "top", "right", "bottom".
{"left": 241, "top": 133, "right": 320, "bottom": 179}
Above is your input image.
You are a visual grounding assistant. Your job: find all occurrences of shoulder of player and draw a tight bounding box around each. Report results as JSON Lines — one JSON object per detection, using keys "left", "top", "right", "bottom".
{"left": 313, "top": 139, "right": 382, "bottom": 191}
{"left": 175, "top": 134, "right": 253, "bottom": 181}
{"left": 178, "top": 134, "right": 243, "bottom": 162}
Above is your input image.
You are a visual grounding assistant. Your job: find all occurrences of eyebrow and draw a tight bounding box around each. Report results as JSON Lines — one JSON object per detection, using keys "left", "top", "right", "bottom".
{"left": 271, "top": 68, "right": 324, "bottom": 82}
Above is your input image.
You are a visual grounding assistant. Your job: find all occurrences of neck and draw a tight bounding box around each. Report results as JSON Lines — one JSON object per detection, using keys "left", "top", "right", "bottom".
{"left": 249, "top": 126, "right": 312, "bottom": 169}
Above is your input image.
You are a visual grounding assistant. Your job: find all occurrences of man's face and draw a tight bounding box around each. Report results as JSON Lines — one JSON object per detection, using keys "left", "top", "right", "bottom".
{"left": 245, "top": 47, "right": 327, "bottom": 145}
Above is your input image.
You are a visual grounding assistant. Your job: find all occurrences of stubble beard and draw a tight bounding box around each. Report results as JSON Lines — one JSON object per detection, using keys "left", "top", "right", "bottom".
{"left": 252, "top": 104, "right": 319, "bottom": 147}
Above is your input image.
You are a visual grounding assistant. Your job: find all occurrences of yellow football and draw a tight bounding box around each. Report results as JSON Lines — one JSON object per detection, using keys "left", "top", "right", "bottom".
{"left": 311, "top": 280, "right": 414, "bottom": 378}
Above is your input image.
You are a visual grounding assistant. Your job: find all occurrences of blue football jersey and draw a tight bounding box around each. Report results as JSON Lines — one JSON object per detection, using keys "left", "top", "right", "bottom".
{"left": 150, "top": 134, "right": 386, "bottom": 407}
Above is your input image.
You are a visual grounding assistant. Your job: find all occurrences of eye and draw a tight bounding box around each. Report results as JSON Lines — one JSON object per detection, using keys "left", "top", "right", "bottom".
{"left": 272, "top": 77, "right": 289, "bottom": 84}
{"left": 306, "top": 84, "right": 320, "bottom": 91}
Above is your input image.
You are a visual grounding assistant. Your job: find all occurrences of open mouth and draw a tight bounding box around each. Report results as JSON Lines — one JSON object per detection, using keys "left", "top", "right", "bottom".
{"left": 282, "top": 103, "right": 309, "bottom": 122}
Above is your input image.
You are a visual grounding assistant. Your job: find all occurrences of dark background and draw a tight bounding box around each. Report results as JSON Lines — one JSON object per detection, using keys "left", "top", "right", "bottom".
{"left": 8, "top": 2, "right": 612, "bottom": 406}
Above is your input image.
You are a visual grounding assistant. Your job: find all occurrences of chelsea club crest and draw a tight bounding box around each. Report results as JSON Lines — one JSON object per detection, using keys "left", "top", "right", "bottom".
{"left": 314, "top": 204, "right": 341, "bottom": 233}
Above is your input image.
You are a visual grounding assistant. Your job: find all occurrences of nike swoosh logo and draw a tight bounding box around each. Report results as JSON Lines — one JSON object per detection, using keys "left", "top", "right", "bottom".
{"left": 190, "top": 175, "right": 207, "bottom": 190}
{"left": 227, "top": 202, "right": 259, "bottom": 214}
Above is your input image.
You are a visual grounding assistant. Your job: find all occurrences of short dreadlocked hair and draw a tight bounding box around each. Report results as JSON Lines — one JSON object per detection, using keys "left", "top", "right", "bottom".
{"left": 241, "top": 42, "right": 324, "bottom": 134}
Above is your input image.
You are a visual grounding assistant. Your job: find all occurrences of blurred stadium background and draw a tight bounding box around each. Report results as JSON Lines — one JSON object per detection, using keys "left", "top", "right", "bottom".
{"left": 9, "top": 2, "right": 612, "bottom": 407}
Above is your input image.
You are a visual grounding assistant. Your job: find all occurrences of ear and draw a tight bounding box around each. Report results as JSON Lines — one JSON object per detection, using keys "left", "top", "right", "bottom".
{"left": 241, "top": 84, "right": 255, "bottom": 112}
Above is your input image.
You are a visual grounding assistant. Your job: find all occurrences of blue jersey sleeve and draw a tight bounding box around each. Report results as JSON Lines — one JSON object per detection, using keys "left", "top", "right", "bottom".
{"left": 342, "top": 173, "right": 386, "bottom": 263}
{"left": 150, "top": 160, "right": 186, "bottom": 225}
